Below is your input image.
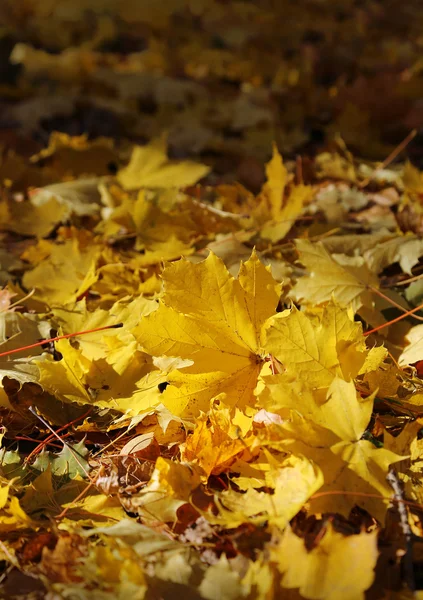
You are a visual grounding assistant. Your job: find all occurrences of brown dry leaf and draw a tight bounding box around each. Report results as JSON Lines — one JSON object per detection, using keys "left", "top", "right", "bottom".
{"left": 39, "top": 533, "right": 87, "bottom": 583}
{"left": 30, "top": 131, "right": 118, "bottom": 177}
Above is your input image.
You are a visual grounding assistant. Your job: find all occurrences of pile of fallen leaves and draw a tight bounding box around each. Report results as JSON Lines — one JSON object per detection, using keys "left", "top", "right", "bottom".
{"left": 1, "top": 133, "right": 423, "bottom": 598}
{"left": 3, "top": 1, "right": 423, "bottom": 599}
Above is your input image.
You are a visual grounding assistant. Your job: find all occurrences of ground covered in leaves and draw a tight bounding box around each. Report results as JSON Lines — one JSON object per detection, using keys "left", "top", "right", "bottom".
{"left": 2, "top": 1, "right": 423, "bottom": 599}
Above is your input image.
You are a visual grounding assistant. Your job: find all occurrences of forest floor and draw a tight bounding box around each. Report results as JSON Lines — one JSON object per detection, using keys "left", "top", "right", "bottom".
{"left": 1, "top": 2, "right": 423, "bottom": 598}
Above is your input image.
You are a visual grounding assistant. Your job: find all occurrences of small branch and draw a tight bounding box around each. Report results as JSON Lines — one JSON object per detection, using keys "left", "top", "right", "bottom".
{"left": 387, "top": 468, "right": 415, "bottom": 593}
{"left": 359, "top": 129, "right": 417, "bottom": 188}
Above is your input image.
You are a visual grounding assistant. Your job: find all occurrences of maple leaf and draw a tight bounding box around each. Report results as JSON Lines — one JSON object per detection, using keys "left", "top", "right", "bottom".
{"left": 117, "top": 136, "right": 210, "bottom": 190}
{"left": 0, "top": 480, "right": 34, "bottom": 533}
{"left": 59, "top": 489, "right": 127, "bottom": 525}
{"left": 34, "top": 297, "right": 165, "bottom": 415}
{"left": 20, "top": 468, "right": 55, "bottom": 516}
{"left": 363, "top": 362, "right": 404, "bottom": 400}
{"left": 273, "top": 524, "right": 378, "bottom": 600}
{"left": 315, "top": 151, "right": 358, "bottom": 182}
{"left": 0, "top": 311, "right": 53, "bottom": 409}
{"left": 51, "top": 440, "right": 90, "bottom": 479}
{"left": 259, "top": 376, "right": 374, "bottom": 445}
{"left": 38, "top": 532, "right": 88, "bottom": 586}
{"left": 100, "top": 185, "right": 240, "bottom": 254}
{"left": 291, "top": 239, "right": 379, "bottom": 312}
{"left": 22, "top": 230, "right": 100, "bottom": 306}
{"left": 182, "top": 401, "right": 254, "bottom": 478}
{"left": 384, "top": 418, "right": 423, "bottom": 504}
{"left": 49, "top": 295, "right": 155, "bottom": 363}
{"left": 398, "top": 324, "right": 423, "bottom": 366}
{"left": 298, "top": 438, "right": 402, "bottom": 522}
{"left": 75, "top": 519, "right": 202, "bottom": 598}
{"left": 0, "top": 195, "right": 68, "bottom": 238}
{"left": 260, "top": 378, "right": 403, "bottom": 521}
{"left": 403, "top": 160, "right": 423, "bottom": 196}
{"left": 362, "top": 233, "right": 423, "bottom": 276}
{"left": 262, "top": 142, "right": 288, "bottom": 221}
{"left": 264, "top": 301, "right": 386, "bottom": 390}
{"left": 30, "top": 178, "right": 103, "bottom": 219}
{"left": 254, "top": 144, "right": 313, "bottom": 242}
{"left": 207, "top": 454, "right": 323, "bottom": 528}
{"left": 199, "top": 555, "right": 245, "bottom": 600}
{"left": 91, "top": 545, "right": 147, "bottom": 597}
{"left": 136, "top": 250, "right": 281, "bottom": 417}
{"left": 120, "top": 457, "right": 202, "bottom": 524}
{"left": 31, "top": 131, "right": 119, "bottom": 177}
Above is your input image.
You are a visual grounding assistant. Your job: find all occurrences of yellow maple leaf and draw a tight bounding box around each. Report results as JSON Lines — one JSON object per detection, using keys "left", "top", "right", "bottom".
{"left": 403, "top": 160, "right": 423, "bottom": 196}
{"left": 207, "top": 454, "right": 323, "bottom": 528}
{"left": 199, "top": 555, "right": 245, "bottom": 600}
{"left": 303, "top": 437, "right": 402, "bottom": 522}
{"left": 31, "top": 131, "right": 118, "bottom": 178}
{"left": 0, "top": 480, "right": 34, "bottom": 533}
{"left": 101, "top": 185, "right": 240, "bottom": 253}
{"left": 253, "top": 144, "right": 313, "bottom": 242}
{"left": 259, "top": 377, "right": 374, "bottom": 445}
{"left": 182, "top": 401, "right": 254, "bottom": 478}
{"left": 384, "top": 418, "right": 423, "bottom": 504}
{"left": 34, "top": 296, "right": 164, "bottom": 414}
{"left": 94, "top": 544, "right": 146, "bottom": 590}
{"left": 262, "top": 142, "right": 288, "bottom": 221}
{"left": 22, "top": 231, "right": 100, "bottom": 306}
{"left": 49, "top": 296, "right": 156, "bottom": 363}
{"left": 259, "top": 378, "right": 402, "bottom": 521}
{"left": 265, "top": 301, "right": 386, "bottom": 390}
{"left": 136, "top": 250, "right": 281, "bottom": 417}
{"left": 0, "top": 195, "right": 68, "bottom": 238}
{"left": 120, "top": 457, "right": 202, "bottom": 524}
{"left": 241, "top": 560, "right": 273, "bottom": 600}
{"left": 117, "top": 136, "right": 210, "bottom": 190}
{"left": 273, "top": 524, "right": 378, "bottom": 600}
{"left": 291, "top": 239, "right": 378, "bottom": 312}
{"left": 398, "top": 323, "right": 423, "bottom": 366}
{"left": 60, "top": 491, "right": 128, "bottom": 526}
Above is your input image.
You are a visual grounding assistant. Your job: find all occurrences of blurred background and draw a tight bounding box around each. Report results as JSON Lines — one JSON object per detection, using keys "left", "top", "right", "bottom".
{"left": 0, "top": 0, "right": 423, "bottom": 190}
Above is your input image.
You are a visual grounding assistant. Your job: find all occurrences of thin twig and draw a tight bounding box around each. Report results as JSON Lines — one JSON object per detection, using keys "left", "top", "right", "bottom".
{"left": 390, "top": 273, "right": 423, "bottom": 288}
{"left": 365, "top": 299, "right": 423, "bottom": 336}
{"left": 359, "top": 129, "right": 417, "bottom": 188}
{"left": 387, "top": 469, "right": 415, "bottom": 593}
{"left": 28, "top": 407, "right": 91, "bottom": 479}
{"left": 0, "top": 323, "right": 123, "bottom": 359}
{"left": 24, "top": 407, "right": 92, "bottom": 464}
{"left": 369, "top": 285, "right": 423, "bottom": 322}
